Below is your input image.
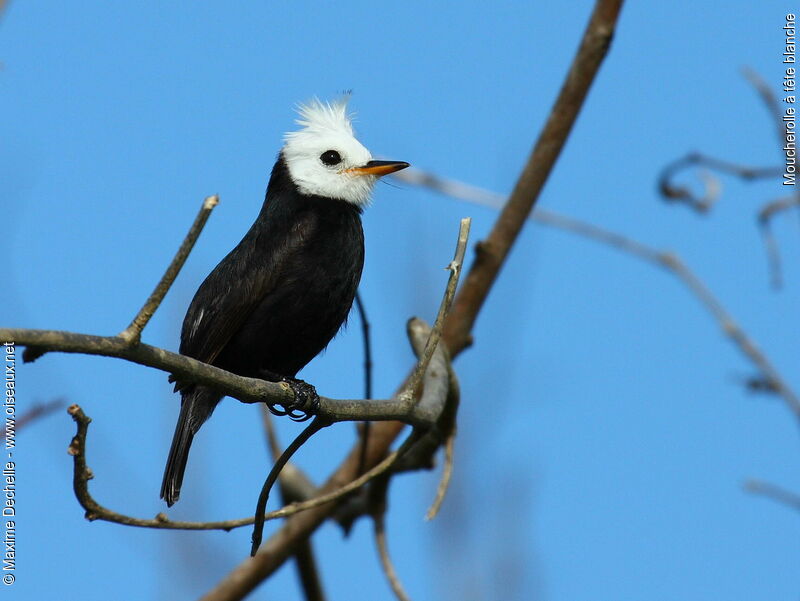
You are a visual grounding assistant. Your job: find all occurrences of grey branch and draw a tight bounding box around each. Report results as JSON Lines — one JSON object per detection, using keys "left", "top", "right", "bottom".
{"left": 393, "top": 166, "right": 800, "bottom": 421}
{"left": 657, "top": 153, "right": 780, "bottom": 213}
{"left": 0, "top": 323, "right": 454, "bottom": 428}
{"left": 67, "top": 403, "right": 420, "bottom": 532}
{"left": 373, "top": 500, "right": 412, "bottom": 601}
{"left": 758, "top": 195, "right": 800, "bottom": 289}
{"left": 401, "top": 218, "right": 470, "bottom": 406}
{"left": 741, "top": 66, "right": 789, "bottom": 147}
{"left": 0, "top": 399, "right": 64, "bottom": 439}
{"left": 744, "top": 479, "right": 800, "bottom": 512}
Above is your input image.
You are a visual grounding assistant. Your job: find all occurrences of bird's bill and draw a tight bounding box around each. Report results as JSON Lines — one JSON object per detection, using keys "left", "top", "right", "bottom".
{"left": 345, "top": 160, "right": 410, "bottom": 177}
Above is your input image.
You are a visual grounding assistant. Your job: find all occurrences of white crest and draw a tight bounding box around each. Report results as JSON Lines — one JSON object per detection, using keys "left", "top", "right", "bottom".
{"left": 282, "top": 98, "right": 376, "bottom": 206}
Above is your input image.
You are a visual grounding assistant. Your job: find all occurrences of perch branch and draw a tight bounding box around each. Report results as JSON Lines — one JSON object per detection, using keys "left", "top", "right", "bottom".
{"left": 0, "top": 327, "right": 455, "bottom": 428}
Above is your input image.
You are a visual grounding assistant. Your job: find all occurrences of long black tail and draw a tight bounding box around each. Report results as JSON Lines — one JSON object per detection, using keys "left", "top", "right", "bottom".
{"left": 160, "top": 386, "right": 221, "bottom": 506}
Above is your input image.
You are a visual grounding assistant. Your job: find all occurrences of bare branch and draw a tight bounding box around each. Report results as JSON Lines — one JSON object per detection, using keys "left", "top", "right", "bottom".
{"left": 119, "top": 195, "right": 219, "bottom": 344}
{"left": 372, "top": 488, "right": 412, "bottom": 601}
{"left": 741, "top": 66, "right": 787, "bottom": 146}
{"left": 260, "top": 408, "right": 318, "bottom": 504}
{"left": 354, "top": 291, "right": 374, "bottom": 478}
{"left": 744, "top": 479, "right": 800, "bottom": 512}
{"left": 442, "top": 0, "right": 624, "bottom": 356}
{"left": 1, "top": 399, "right": 64, "bottom": 439}
{"left": 391, "top": 318, "right": 459, "bottom": 475}
{"left": 658, "top": 153, "right": 780, "bottom": 213}
{"left": 1, "top": 327, "right": 449, "bottom": 427}
{"left": 353, "top": 292, "right": 374, "bottom": 400}
{"left": 758, "top": 195, "right": 800, "bottom": 289}
{"left": 402, "top": 218, "right": 470, "bottom": 404}
{"left": 261, "top": 410, "right": 327, "bottom": 601}
{"left": 251, "top": 418, "right": 331, "bottom": 556}
{"left": 67, "top": 403, "right": 414, "bottom": 532}
{"left": 68, "top": 403, "right": 254, "bottom": 531}
{"left": 7, "top": 329, "right": 298, "bottom": 410}
{"left": 426, "top": 431, "right": 455, "bottom": 521}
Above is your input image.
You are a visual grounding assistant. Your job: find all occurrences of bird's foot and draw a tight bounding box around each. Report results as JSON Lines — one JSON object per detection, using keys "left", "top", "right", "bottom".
{"left": 269, "top": 376, "right": 319, "bottom": 422}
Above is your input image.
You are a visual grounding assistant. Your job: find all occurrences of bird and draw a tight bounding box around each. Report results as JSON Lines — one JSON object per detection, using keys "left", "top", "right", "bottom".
{"left": 161, "top": 99, "right": 409, "bottom": 506}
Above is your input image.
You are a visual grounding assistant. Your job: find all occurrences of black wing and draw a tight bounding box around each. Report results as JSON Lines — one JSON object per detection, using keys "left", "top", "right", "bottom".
{"left": 176, "top": 212, "right": 318, "bottom": 377}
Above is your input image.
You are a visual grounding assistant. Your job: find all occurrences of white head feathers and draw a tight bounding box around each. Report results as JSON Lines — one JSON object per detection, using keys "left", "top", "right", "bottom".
{"left": 282, "top": 98, "right": 376, "bottom": 206}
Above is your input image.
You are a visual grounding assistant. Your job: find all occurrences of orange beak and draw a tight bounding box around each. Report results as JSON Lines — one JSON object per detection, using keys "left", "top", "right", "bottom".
{"left": 344, "top": 160, "right": 410, "bottom": 177}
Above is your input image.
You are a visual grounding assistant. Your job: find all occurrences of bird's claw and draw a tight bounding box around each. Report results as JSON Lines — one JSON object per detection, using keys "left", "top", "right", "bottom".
{"left": 269, "top": 377, "right": 319, "bottom": 422}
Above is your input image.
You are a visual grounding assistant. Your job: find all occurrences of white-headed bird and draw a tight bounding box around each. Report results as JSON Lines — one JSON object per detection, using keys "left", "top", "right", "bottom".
{"left": 161, "top": 99, "right": 408, "bottom": 506}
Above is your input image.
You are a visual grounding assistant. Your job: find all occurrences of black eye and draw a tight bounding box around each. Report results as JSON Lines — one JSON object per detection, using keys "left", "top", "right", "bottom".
{"left": 320, "top": 150, "right": 342, "bottom": 166}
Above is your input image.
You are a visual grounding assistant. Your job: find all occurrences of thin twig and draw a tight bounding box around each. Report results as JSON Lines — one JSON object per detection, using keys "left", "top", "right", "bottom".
{"left": 261, "top": 409, "right": 326, "bottom": 601}
{"left": 758, "top": 195, "right": 800, "bottom": 289}
{"left": 741, "top": 66, "right": 787, "bottom": 146}
{"left": 67, "top": 403, "right": 417, "bottom": 532}
{"left": 402, "top": 218, "right": 470, "bottom": 403}
{"left": 744, "top": 479, "right": 800, "bottom": 511}
{"left": 251, "top": 417, "right": 331, "bottom": 556}
{"left": 372, "top": 481, "right": 412, "bottom": 601}
{"left": 0, "top": 399, "right": 64, "bottom": 439}
{"left": 658, "top": 153, "right": 780, "bottom": 213}
{"left": 119, "top": 195, "right": 219, "bottom": 345}
{"left": 426, "top": 431, "right": 455, "bottom": 521}
{"left": 354, "top": 292, "right": 373, "bottom": 400}
{"left": 354, "top": 291, "right": 373, "bottom": 477}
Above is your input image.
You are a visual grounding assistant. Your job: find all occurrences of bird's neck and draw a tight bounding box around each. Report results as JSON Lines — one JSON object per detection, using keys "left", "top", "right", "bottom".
{"left": 261, "top": 155, "right": 364, "bottom": 219}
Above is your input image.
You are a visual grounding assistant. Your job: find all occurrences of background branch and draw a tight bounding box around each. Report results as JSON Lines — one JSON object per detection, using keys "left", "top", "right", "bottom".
{"left": 394, "top": 166, "right": 800, "bottom": 419}
{"left": 442, "top": 0, "right": 624, "bottom": 356}
{"left": 744, "top": 479, "right": 800, "bottom": 512}
{"left": 0, "top": 399, "right": 64, "bottom": 439}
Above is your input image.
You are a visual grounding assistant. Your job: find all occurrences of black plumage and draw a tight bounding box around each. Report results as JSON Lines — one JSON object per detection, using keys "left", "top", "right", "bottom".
{"left": 161, "top": 154, "right": 365, "bottom": 506}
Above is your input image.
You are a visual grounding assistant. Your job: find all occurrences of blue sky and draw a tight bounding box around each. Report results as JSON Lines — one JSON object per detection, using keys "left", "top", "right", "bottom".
{"left": 2, "top": 2, "right": 799, "bottom": 600}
